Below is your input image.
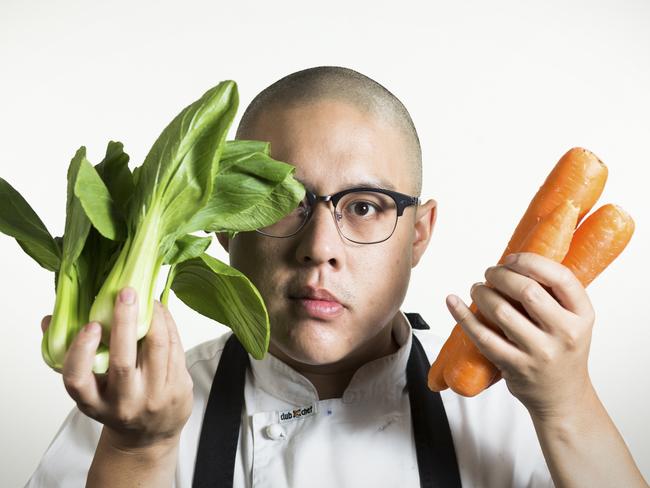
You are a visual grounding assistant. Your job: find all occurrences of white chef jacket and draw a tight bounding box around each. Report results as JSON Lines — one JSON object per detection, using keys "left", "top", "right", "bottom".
{"left": 26, "top": 311, "right": 554, "bottom": 487}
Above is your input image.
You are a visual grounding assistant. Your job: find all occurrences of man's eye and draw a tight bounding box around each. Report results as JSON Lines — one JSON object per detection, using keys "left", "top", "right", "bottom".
{"left": 348, "top": 201, "right": 379, "bottom": 217}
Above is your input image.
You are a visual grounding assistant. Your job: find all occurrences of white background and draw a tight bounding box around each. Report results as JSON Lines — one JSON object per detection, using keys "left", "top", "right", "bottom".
{"left": 1, "top": 0, "right": 648, "bottom": 485}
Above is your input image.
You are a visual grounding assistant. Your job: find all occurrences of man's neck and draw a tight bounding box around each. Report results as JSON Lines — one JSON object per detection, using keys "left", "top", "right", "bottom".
{"left": 271, "top": 316, "right": 402, "bottom": 400}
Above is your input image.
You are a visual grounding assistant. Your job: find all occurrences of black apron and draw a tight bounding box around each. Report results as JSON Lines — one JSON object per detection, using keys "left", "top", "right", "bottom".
{"left": 193, "top": 313, "right": 462, "bottom": 487}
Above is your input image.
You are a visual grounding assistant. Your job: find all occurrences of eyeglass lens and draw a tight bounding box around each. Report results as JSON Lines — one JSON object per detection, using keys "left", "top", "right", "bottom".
{"left": 257, "top": 190, "right": 398, "bottom": 244}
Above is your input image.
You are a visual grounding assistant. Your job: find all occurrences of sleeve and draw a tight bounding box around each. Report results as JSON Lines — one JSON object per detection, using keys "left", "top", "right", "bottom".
{"left": 24, "top": 407, "right": 102, "bottom": 488}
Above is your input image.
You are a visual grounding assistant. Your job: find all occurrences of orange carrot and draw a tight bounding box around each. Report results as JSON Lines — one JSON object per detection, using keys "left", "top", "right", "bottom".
{"left": 499, "top": 147, "right": 607, "bottom": 263}
{"left": 429, "top": 148, "right": 607, "bottom": 395}
{"left": 427, "top": 306, "right": 474, "bottom": 391}
{"left": 562, "top": 204, "right": 635, "bottom": 287}
{"left": 433, "top": 200, "right": 579, "bottom": 396}
{"left": 519, "top": 200, "right": 580, "bottom": 259}
{"left": 428, "top": 203, "right": 635, "bottom": 396}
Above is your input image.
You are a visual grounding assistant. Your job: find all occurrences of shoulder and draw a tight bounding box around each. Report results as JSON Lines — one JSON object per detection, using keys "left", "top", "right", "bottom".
{"left": 184, "top": 330, "right": 233, "bottom": 399}
{"left": 185, "top": 329, "right": 233, "bottom": 367}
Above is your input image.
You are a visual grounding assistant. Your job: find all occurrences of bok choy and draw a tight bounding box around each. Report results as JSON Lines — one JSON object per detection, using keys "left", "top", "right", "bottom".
{"left": 0, "top": 80, "right": 305, "bottom": 372}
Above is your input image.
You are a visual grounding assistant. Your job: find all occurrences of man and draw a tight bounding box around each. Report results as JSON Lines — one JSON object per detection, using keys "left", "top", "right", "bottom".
{"left": 27, "top": 67, "right": 646, "bottom": 487}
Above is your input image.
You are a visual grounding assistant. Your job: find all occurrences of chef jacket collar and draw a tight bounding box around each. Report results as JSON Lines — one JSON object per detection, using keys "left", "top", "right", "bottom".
{"left": 248, "top": 310, "right": 413, "bottom": 405}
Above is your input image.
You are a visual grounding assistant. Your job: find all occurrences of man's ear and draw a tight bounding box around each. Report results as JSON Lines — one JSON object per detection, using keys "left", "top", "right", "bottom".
{"left": 216, "top": 232, "right": 230, "bottom": 253}
{"left": 411, "top": 198, "right": 437, "bottom": 268}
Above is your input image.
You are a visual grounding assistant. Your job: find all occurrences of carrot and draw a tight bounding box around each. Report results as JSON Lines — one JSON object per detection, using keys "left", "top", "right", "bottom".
{"left": 432, "top": 200, "right": 579, "bottom": 396}
{"left": 428, "top": 203, "right": 635, "bottom": 396}
{"left": 499, "top": 147, "right": 608, "bottom": 263}
{"left": 428, "top": 148, "right": 607, "bottom": 395}
{"left": 562, "top": 204, "right": 635, "bottom": 287}
{"left": 427, "top": 308, "right": 473, "bottom": 391}
{"left": 518, "top": 200, "right": 579, "bottom": 259}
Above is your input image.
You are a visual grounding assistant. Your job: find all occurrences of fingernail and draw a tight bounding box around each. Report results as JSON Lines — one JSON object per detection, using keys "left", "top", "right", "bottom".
{"left": 471, "top": 282, "right": 483, "bottom": 292}
{"left": 504, "top": 254, "right": 518, "bottom": 264}
{"left": 85, "top": 322, "right": 100, "bottom": 335}
{"left": 447, "top": 295, "right": 459, "bottom": 307}
{"left": 120, "top": 287, "right": 136, "bottom": 305}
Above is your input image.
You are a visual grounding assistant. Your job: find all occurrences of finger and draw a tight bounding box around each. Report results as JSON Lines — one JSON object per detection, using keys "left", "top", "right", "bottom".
{"left": 485, "top": 265, "right": 568, "bottom": 333}
{"left": 108, "top": 287, "right": 139, "bottom": 392}
{"left": 160, "top": 303, "right": 187, "bottom": 384}
{"left": 504, "top": 253, "right": 594, "bottom": 319}
{"left": 141, "top": 301, "right": 169, "bottom": 392}
{"left": 41, "top": 315, "right": 52, "bottom": 333}
{"left": 446, "top": 294, "right": 525, "bottom": 371}
{"left": 62, "top": 322, "right": 105, "bottom": 419}
{"left": 470, "top": 281, "right": 547, "bottom": 351}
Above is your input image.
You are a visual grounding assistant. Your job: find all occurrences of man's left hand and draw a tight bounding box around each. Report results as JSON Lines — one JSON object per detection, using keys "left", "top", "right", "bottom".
{"left": 447, "top": 252, "right": 596, "bottom": 420}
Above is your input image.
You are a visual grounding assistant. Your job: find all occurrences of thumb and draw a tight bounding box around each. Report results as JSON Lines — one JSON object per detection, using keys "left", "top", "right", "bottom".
{"left": 41, "top": 315, "right": 52, "bottom": 333}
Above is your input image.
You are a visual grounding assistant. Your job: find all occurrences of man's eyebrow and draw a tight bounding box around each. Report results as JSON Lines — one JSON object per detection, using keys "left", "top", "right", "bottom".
{"left": 345, "top": 179, "right": 397, "bottom": 191}
{"left": 295, "top": 177, "right": 398, "bottom": 192}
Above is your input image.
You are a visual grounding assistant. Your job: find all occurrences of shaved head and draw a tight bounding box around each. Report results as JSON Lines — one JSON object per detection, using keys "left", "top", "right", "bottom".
{"left": 236, "top": 66, "right": 423, "bottom": 195}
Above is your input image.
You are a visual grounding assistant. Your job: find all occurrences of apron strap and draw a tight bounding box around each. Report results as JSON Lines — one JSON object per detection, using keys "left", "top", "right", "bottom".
{"left": 193, "top": 313, "right": 461, "bottom": 488}
{"left": 192, "top": 335, "right": 248, "bottom": 488}
{"left": 408, "top": 329, "right": 462, "bottom": 487}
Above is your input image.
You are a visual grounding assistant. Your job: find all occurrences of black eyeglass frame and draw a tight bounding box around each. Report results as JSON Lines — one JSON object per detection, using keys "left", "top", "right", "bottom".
{"left": 255, "top": 186, "right": 421, "bottom": 244}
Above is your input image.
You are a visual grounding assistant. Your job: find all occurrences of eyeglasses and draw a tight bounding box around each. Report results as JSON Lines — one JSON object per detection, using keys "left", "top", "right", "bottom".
{"left": 255, "top": 187, "right": 420, "bottom": 244}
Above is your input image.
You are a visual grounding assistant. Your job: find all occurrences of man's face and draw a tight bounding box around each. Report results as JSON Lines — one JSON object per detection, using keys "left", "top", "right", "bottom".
{"left": 220, "top": 99, "right": 435, "bottom": 369}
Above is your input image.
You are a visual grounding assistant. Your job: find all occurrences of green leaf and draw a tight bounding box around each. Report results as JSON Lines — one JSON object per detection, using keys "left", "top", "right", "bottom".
{"left": 79, "top": 226, "right": 122, "bottom": 296}
{"left": 160, "top": 263, "right": 177, "bottom": 306}
{"left": 61, "top": 147, "right": 93, "bottom": 274}
{"left": 222, "top": 139, "right": 271, "bottom": 162}
{"left": 75, "top": 157, "right": 126, "bottom": 241}
{"left": 0, "top": 178, "right": 61, "bottom": 271}
{"left": 132, "top": 165, "right": 142, "bottom": 188}
{"left": 217, "top": 140, "right": 272, "bottom": 176}
{"left": 94, "top": 141, "right": 134, "bottom": 219}
{"left": 131, "top": 80, "right": 239, "bottom": 239}
{"left": 44, "top": 261, "right": 84, "bottom": 369}
{"left": 184, "top": 151, "right": 305, "bottom": 233}
{"left": 163, "top": 233, "right": 213, "bottom": 265}
{"left": 53, "top": 237, "right": 62, "bottom": 289}
{"left": 171, "top": 253, "right": 270, "bottom": 359}
{"left": 44, "top": 148, "right": 98, "bottom": 370}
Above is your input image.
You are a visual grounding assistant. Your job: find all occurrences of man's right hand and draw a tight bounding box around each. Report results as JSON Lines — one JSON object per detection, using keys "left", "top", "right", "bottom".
{"left": 41, "top": 287, "right": 194, "bottom": 452}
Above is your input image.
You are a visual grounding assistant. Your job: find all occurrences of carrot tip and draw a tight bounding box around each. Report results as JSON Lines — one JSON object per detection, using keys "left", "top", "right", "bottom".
{"left": 612, "top": 204, "right": 631, "bottom": 219}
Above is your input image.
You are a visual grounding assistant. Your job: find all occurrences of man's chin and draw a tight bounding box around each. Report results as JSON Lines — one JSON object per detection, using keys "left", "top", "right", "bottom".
{"left": 269, "top": 337, "right": 352, "bottom": 368}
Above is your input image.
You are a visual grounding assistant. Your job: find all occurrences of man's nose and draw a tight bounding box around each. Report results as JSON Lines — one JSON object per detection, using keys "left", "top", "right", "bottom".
{"left": 294, "top": 201, "right": 344, "bottom": 267}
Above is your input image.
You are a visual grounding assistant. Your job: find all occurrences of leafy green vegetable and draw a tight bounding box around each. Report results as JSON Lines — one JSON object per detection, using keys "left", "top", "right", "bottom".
{"left": 163, "top": 234, "right": 214, "bottom": 266}
{"left": 94, "top": 141, "right": 134, "bottom": 220}
{"left": 75, "top": 157, "right": 125, "bottom": 241}
{"left": 44, "top": 147, "right": 93, "bottom": 370}
{"left": 0, "top": 179, "right": 61, "bottom": 271}
{"left": 0, "top": 80, "right": 306, "bottom": 373}
{"left": 184, "top": 150, "right": 304, "bottom": 235}
{"left": 86, "top": 81, "right": 239, "bottom": 345}
{"left": 170, "top": 253, "right": 270, "bottom": 359}
{"left": 222, "top": 139, "right": 271, "bottom": 159}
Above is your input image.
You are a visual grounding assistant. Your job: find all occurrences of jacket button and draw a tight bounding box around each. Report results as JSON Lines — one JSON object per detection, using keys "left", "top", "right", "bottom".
{"left": 264, "top": 423, "right": 286, "bottom": 440}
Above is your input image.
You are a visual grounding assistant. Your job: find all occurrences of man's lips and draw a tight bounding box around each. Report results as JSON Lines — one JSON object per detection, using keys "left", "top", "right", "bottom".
{"left": 289, "top": 286, "right": 342, "bottom": 304}
{"left": 289, "top": 286, "right": 345, "bottom": 319}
